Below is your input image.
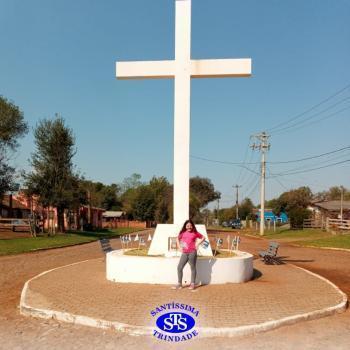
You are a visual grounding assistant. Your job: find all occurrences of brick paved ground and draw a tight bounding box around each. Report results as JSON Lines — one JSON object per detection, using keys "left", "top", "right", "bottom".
{"left": 0, "top": 234, "right": 349, "bottom": 349}
{"left": 23, "top": 258, "right": 344, "bottom": 330}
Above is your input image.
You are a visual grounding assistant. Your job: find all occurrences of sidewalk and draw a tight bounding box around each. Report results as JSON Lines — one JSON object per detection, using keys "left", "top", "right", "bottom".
{"left": 20, "top": 256, "right": 347, "bottom": 337}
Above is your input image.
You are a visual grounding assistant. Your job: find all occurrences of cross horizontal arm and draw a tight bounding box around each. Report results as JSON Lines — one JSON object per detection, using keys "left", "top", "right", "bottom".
{"left": 116, "top": 60, "right": 175, "bottom": 80}
{"left": 190, "top": 58, "right": 251, "bottom": 78}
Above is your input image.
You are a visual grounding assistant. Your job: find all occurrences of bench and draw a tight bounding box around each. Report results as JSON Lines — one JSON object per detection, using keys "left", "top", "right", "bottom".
{"left": 259, "top": 241, "right": 280, "bottom": 265}
{"left": 99, "top": 238, "right": 114, "bottom": 254}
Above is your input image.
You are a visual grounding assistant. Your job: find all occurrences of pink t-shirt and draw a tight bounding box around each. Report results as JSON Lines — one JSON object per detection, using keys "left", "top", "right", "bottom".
{"left": 178, "top": 231, "right": 203, "bottom": 253}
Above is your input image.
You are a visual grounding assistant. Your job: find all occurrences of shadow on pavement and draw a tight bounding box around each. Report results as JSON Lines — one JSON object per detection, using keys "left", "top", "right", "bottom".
{"left": 279, "top": 256, "right": 314, "bottom": 263}
{"left": 252, "top": 268, "right": 263, "bottom": 280}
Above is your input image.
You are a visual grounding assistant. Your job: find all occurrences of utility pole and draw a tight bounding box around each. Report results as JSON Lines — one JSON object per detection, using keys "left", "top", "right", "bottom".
{"left": 340, "top": 186, "right": 344, "bottom": 221}
{"left": 233, "top": 185, "right": 242, "bottom": 219}
{"left": 251, "top": 131, "right": 270, "bottom": 236}
{"left": 216, "top": 199, "right": 220, "bottom": 224}
{"left": 87, "top": 190, "right": 91, "bottom": 225}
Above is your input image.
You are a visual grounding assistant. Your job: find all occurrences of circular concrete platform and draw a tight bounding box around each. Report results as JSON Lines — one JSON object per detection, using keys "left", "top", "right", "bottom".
{"left": 106, "top": 249, "right": 253, "bottom": 284}
{"left": 20, "top": 256, "right": 347, "bottom": 337}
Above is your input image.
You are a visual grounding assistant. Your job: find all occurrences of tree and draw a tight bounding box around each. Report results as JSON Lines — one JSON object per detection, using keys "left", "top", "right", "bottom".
{"left": 101, "top": 183, "right": 122, "bottom": 210}
{"left": 238, "top": 197, "right": 255, "bottom": 219}
{"left": 121, "top": 173, "right": 143, "bottom": 192}
{"left": 271, "top": 187, "right": 313, "bottom": 228}
{"left": 120, "top": 174, "right": 143, "bottom": 219}
{"left": 315, "top": 186, "right": 350, "bottom": 201}
{"left": 79, "top": 180, "right": 121, "bottom": 210}
{"left": 120, "top": 175, "right": 172, "bottom": 223}
{"left": 119, "top": 175, "right": 219, "bottom": 224}
{"left": 217, "top": 207, "right": 235, "bottom": 224}
{"left": 0, "top": 96, "right": 28, "bottom": 197}
{"left": 132, "top": 185, "right": 156, "bottom": 222}
{"left": 24, "top": 116, "right": 79, "bottom": 232}
{"left": 190, "top": 176, "right": 221, "bottom": 222}
{"left": 148, "top": 176, "right": 172, "bottom": 223}
{"left": 0, "top": 158, "right": 16, "bottom": 196}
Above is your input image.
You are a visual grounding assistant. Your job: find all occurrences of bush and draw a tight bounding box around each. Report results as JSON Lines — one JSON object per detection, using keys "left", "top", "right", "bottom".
{"left": 289, "top": 208, "right": 310, "bottom": 229}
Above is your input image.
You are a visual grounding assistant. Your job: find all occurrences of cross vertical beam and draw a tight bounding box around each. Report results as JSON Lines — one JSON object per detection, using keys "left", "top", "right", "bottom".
{"left": 173, "top": 0, "right": 191, "bottom": 225}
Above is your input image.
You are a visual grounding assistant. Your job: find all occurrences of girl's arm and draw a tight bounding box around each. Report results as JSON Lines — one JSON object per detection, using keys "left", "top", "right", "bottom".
{"left": 195, "top": 236, "right": 205, "bottom": 249}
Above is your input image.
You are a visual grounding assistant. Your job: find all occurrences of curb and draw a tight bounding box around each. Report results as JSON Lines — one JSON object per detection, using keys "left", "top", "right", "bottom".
{"left": 289, "top": 244, "right": 350, "bottom": 252}
{"left": 20, "top": 257, "right": 348, "bottom": 338}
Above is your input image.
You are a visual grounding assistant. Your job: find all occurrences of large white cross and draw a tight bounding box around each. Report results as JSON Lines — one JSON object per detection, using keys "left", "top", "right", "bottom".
{"left": 116, "top": 0, "right": 251, "bottom": 226}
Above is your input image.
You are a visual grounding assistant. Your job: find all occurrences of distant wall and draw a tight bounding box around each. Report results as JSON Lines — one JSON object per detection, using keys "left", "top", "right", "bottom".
{"left": 102, "top": 219, "right": 147, "bottom": 229}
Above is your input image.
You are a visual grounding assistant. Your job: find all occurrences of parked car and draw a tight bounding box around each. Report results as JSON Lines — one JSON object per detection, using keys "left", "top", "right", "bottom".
{"left": 221, "top": 221, "right": 229, "bottom": 227}
{"left": 230, "top": 219, "right": 242, "bottom": 229}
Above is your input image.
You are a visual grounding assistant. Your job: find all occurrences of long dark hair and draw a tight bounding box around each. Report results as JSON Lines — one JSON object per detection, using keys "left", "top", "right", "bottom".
{"left": 178, "top": 219, "right": 198, "bottom": 235}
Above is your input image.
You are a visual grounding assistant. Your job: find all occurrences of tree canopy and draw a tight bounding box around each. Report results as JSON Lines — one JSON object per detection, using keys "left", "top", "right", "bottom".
{"left": 79, "top": 180, "right": 121, "bottom": 210}
{"left": 315, "top": 186, "right": 350, "bottom": 201}
{"left": 117, "top": 175, "right": 220, "bottom": 224}
{"left": 0, "top": 96, "right": 28, "bottom": 197}
{"left": 24, "top": 116, "right": 79, "bottom": 232}
{"left": 269, "top": 186, "right": 313, "bottom": 228}
{"left": 190, "top": 176, "right": 221, "bottom": 221}
{"left": 0, "top": 96, "right": 28, "bottom": 151}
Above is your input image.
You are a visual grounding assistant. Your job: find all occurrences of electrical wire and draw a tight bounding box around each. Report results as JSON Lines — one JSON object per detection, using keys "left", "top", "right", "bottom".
{"left": 266, "top": 83, "right": 350, "bottom": 133}
{"left": 272, "top": 104, "right": 350, "bottom": 136}
{"left": 190, "top": 155, "right": 261, "bottom": 175}
{"left": 192, "top": 144, "right": 350, "bottom": 166}
{"left": 269, "top": 149, "right": 350, "bottom": 174}
{"left": 268, "top": 159, "right": 350, "bottom": 177}
{"left": 235, "top": 138, "right": 253, "bottom": 185}
{"left": 269, "top": 145, "right": 350, "bottom": 164}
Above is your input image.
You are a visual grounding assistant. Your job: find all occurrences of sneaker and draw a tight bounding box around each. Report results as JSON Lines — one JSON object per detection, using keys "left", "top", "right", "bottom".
{"left": 188, "top": 283, "right": 195, "bottom": 290}
{"left": 171, "top": 284, "right": 182, "bottom": 290}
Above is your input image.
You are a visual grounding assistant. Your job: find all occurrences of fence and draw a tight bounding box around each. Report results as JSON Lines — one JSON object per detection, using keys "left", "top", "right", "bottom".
{"left": 102, "top": 219, "right": 147, "bottom": 229}
{"left": 303, "top": 219, "right": 324, "bottom": 229}
{"left": 0, "top": 218, "right": 34, "bottom": 235}
{"left": 326, "top": 218, "right": 350, "bottom": 233}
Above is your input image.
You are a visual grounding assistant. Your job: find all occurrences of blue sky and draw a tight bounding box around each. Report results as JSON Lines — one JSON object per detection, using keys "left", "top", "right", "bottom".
{"left": 1, "top": 0, "right": 350, "bottom": 208}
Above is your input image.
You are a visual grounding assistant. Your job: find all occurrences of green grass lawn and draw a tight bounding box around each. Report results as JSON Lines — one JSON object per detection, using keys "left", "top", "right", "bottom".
{"left": 0, "top": 227, "right": 145, "bottom": 256}
{"left": 207, "top": 226, "right": 237, "bottom": 232}
{"left": 247, "top": 228, "right": 330, "bottom": 241}
{"left": 246, "top": 228, "right": 350, "bottom": 249}
{"left": 295, "top": 235, "right": 350, "bottom": 249}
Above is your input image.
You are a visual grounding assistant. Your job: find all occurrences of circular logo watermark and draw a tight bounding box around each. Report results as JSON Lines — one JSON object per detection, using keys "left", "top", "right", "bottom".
{"left": 151, "top": 302, "right": 199, "bottom": 342}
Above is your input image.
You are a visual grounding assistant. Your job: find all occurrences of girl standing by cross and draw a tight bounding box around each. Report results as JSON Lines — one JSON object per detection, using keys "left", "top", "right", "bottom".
{"left": 172, "top": 219, "right": 205, "bottom": 290}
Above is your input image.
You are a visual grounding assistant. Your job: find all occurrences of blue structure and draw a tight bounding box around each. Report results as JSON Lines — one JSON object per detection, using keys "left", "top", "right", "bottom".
{"left": 256, "top": 210, "right": 288, "bottom": 223}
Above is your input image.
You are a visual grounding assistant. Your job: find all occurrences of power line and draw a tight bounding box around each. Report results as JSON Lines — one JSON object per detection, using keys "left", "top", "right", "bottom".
{"left": 240, "top": 162, "right": 260, "bottom": 189}
{"left": 266, "top": 170, "right": 328, "bottom": 190}
{"left": 244, "top": 178, "right": 260, "bottom": 201}
{"left": 235, "top": 138, "right": 253, "bottom": 185}
{"left": 269, "top": 150, "right": 350, "bottom": 174}
{"left": 267, "top": 166, "right": 289, "bottom": 191}
{"left": 269, "top": 159, "right": 350, "bottom": 177}
{"left": 269, "top": 145, "right": 350, "bottom": 164}
{"left": 266, "top": 82, "right": 350, "bottom": 133}
{"left": 191, "top": 154, "right": 259, "bottom": 165}
{"left": 190, "top": 155, "right": 261, "bottom": 175}
{"left": 272, "top": 103, "right": 350, "bottom": 136}
{"left": 192, "top": 145, "right": 350, "bottom": 166}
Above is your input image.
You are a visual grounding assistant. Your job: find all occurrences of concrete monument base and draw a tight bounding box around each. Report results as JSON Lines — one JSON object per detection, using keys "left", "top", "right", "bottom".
{"left": 106, "top": 249, "right": 253, "bottom": 285}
